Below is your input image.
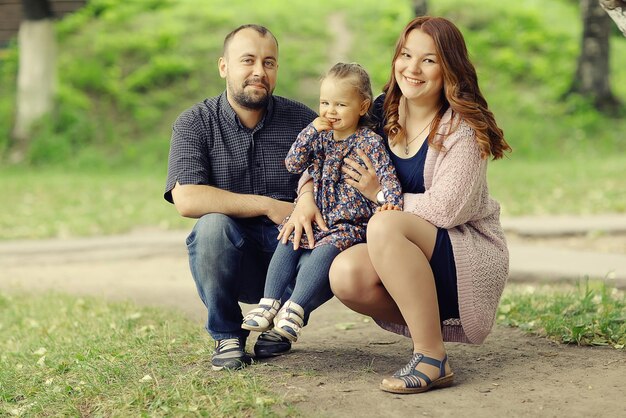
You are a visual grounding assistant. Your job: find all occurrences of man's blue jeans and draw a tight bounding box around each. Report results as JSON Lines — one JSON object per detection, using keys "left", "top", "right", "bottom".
{"left": 186, "top": 213, "right": 330, "bottom": 341}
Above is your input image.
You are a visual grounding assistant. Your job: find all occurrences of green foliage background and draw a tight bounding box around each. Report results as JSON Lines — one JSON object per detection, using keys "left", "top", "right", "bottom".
{"left": 1, "top": 0, "right": 624, "bottom": 167}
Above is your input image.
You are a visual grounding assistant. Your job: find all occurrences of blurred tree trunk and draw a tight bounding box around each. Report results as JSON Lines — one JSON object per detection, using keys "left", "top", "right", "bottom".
{"left": 568, "top": 0, "right": 620, "bottom": 114}
{"left": 600, "top": 0, "right": 626, "bottom": 35}
{"left": 11, "top": 0, "right": 56, "bottom": 161}
{"left": 412, "top": 0, "right": 428, "bottom": 16}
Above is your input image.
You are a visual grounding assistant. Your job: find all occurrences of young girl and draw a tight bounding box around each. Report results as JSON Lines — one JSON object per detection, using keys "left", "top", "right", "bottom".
{"left": 289, "top": 17, "right": 511, "bottom": 394}
{"left": 241, "top": 62, "right": 402, "bottom": 343}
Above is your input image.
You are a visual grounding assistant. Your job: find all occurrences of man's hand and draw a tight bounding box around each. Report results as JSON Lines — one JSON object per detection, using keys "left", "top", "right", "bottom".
{"left": 265, "top": 199, "right": 294, "bottom": 225}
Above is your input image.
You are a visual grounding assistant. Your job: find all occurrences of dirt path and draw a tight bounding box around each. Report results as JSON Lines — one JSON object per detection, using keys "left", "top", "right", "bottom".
{"left": 1, "top": 229, "right": 624, "bottom": 417}
{"left": 277, "top": 303, "right": 625, "bottom": 418}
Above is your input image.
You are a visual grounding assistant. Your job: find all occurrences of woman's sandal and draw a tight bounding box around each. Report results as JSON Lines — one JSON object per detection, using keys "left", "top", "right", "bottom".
{"left": 380, "top": 353, "right": 454, "bottom": 394}
{"left": 273, "top": 300, "right": 305, "bottom": 342}
{"left": 241, "top": 298, "right": 281, "bottom": 332}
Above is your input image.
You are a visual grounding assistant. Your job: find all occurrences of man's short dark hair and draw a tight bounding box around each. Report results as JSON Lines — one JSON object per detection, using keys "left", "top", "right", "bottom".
{"left": 222, "top": 24, "right": 279, "bottom": 56}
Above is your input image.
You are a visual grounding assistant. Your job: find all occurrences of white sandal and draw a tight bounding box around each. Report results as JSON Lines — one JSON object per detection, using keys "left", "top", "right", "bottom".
{"left": 273, "top": 301, "right": 305, "bottom": 342}
{"left": 241, "top": 298, "right": 281, "bottom": 332}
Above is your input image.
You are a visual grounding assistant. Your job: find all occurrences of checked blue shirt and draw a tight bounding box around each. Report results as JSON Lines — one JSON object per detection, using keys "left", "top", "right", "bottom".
{"left": 165, "top": 92, "right": 317, "bottom": 204}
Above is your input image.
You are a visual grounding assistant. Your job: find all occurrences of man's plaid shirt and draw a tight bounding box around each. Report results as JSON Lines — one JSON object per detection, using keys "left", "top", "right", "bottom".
{"left": 165, "top": 92, "right": 317, "bottom": 204}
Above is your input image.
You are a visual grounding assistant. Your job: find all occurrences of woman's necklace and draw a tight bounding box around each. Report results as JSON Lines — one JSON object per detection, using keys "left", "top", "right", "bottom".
{"left": 404, "top": 112, "right": 438, "bottom": 155}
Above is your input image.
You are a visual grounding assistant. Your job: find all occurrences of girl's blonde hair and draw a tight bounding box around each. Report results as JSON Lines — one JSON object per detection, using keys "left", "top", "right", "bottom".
{"left": 323, "top": 62, "right": 374, "bottom": 128}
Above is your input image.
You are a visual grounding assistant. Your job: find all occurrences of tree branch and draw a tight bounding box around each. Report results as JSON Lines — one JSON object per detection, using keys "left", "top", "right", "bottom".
{"left": 600, "top": 0, "right": 626, "bottom": 35}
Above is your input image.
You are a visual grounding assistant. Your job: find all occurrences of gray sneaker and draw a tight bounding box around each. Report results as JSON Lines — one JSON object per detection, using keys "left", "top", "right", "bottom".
{"left": 211, "top": 338, "right": 252, "bottom": 371}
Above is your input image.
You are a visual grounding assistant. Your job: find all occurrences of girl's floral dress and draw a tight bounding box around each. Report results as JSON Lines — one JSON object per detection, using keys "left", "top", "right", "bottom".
{"left": 283, "top": 124, "right": 403, "bottom": 251}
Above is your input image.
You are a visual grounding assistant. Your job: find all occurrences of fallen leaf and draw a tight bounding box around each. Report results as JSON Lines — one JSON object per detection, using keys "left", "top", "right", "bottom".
{"left": 33, "top": 347, "right": 47, "bottom": 356}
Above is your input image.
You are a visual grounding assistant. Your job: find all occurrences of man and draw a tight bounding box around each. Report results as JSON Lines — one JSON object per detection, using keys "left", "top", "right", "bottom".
{"left": 164, "top": 24, "right": 320, "bottom": 370}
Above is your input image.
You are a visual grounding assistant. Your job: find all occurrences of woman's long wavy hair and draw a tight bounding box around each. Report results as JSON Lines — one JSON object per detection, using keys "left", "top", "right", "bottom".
{"left": 382, "top": 16, "right": 511, "bottom": 159}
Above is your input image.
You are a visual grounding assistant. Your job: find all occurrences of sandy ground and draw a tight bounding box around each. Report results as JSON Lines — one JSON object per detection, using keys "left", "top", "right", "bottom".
{"left": 1, "top": 230, "right": 625, "bottom": 417}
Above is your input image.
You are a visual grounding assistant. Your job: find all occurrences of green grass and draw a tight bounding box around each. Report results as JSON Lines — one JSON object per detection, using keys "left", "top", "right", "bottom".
{"left": 2, "top": 153, "right": 624, "bottom": 240}
{"left": 0, "top": 167, "right": 194, "bottom": 240}
{"left": 0, "top": 292, "right": 295, "bottom": 417}
{"left": 498, "top": 281, "right": 626, "bottom": 349}
{"left": 488, "top": 154, "right": 626, "bottom": 216}
{"left": 1, "top": 284, "right": 622, "bottom": 417}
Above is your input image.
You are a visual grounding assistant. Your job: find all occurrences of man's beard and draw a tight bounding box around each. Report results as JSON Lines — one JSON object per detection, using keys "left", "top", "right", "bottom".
{"left": 229, "top": 78, "right": 271, "bottom": 110}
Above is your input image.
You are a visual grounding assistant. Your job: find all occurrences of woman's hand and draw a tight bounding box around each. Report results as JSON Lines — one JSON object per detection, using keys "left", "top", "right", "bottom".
{"left": 343, "top": 149, "right": 382, "bottom": 202}
{"left": 376, "top": 203, "right": 402, "bottom": 212}
{"left": 278, "top": 190, "right": 328, "bottom": 250}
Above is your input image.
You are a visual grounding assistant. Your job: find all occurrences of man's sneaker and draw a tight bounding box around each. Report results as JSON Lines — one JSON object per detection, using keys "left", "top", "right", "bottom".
{"left": 211, "top": 338, "right": 252, "bottom": 371}
{"left": 253, "top": 329, "right": 292, "bottom": 358}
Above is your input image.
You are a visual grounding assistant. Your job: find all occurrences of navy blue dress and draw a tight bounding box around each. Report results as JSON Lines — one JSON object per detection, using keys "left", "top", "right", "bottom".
{"left": 375, "top": 96, "right": 460, "bottom": 320}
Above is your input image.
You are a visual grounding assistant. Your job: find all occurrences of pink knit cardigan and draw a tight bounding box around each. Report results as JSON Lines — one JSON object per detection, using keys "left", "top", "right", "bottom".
{"left": 377, "top": 108, "right": 509, "bottom": 344}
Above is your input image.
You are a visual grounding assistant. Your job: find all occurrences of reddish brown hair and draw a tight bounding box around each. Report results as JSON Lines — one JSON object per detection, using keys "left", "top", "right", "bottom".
{"left": 382, "top": 16, "right": 511, "bottom": 159}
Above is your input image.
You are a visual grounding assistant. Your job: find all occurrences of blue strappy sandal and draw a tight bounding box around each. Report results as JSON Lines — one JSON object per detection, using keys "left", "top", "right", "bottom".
{"left": 380, "top": 352, "right": 454, "bottom": 394}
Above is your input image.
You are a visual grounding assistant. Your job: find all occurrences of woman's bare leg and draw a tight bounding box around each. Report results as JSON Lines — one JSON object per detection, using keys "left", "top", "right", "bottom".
{"left": 329, "top": 243, "right": 405, "bottom": 324}
{"left": 366, "top": 210, "right": 452, "bottom": 386}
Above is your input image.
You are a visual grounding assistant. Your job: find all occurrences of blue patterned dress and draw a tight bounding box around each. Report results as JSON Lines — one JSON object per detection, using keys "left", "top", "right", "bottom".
{"left": 283, "top": 123, "right": 403, "bottom": 251}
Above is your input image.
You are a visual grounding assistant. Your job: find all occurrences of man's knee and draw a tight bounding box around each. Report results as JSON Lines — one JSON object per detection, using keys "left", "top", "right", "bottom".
{"left": 186, "top": 214, "right": 246, "bottom": 298}
{"left": 187, "top": 213, "right": 243, "bottom": 254}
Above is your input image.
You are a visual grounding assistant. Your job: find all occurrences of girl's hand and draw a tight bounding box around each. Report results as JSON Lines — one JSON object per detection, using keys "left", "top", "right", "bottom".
{"left": 376, "top": 203, "right": 402, "bottom": 212}
{"left": 278, "top": 191, "right": 328, "bottom": 250}
{"left": 312, "top": 117, "right": 333, "bottom": 132}
{"left": 343, "top": 149, "right": 381, "bottom": 202}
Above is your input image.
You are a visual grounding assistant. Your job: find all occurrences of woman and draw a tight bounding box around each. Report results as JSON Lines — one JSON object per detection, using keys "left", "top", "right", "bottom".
{"left": 281, "top": 16, "right": 511, "bottom": 394}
